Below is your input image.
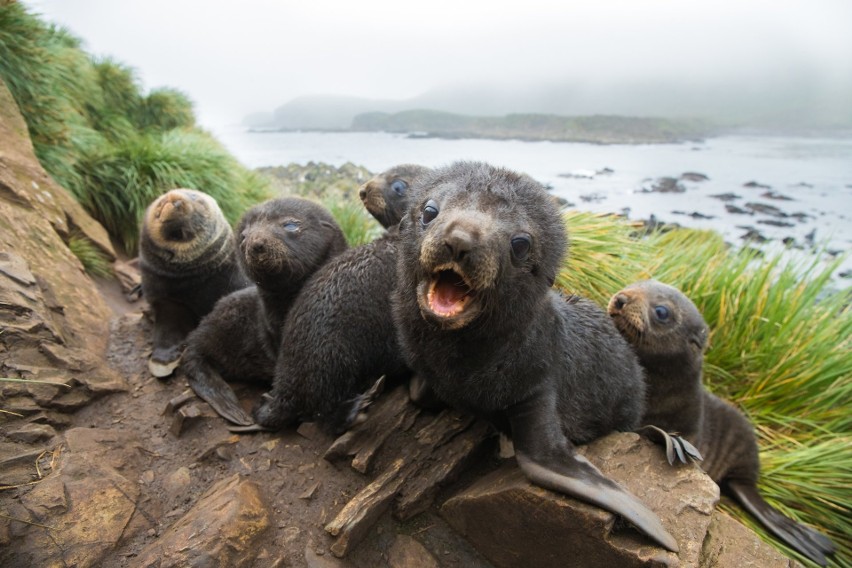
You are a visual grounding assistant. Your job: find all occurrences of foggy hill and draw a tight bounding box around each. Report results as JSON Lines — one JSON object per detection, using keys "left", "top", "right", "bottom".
{"left": 245, "top": 77, "right": 852, "bottom": 134}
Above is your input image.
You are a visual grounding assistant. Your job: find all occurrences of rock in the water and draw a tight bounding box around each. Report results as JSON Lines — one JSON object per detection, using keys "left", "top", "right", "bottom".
{"left": 133, "top": 474, "right": 270, "bottom": 568}
{"left": 441, "top": 433, "right": 719, "bottom": 568}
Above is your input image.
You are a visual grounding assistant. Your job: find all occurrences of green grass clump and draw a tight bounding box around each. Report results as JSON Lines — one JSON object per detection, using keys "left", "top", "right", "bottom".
{"left": 67, "top": 232, "right": 113, "bottom": 278}
{"left": 556, "top": 210, "right": 649, "bottom": 304}
{"left": 0, "top": 3, "right": 270, "bottom": 254}
{"left": 323, "top": 197, "right": 384, "bottom": 246}
{"left": 75, "top": 129, "right": 269, "bottom": 253}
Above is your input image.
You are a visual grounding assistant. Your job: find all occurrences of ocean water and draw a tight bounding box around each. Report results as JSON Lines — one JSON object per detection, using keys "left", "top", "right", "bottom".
{"left": 214, "top": 127, "right": 852, "bottom": 279}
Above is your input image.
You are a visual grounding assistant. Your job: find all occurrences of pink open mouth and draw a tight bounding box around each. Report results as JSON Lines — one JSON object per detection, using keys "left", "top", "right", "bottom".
{"left": 427, "top": 269, "right": 473, "bottom": 317}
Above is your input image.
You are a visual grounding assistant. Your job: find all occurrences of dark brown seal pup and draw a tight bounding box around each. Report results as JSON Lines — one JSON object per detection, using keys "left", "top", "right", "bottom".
{"left": 251, "top": 231, "right": 409, "bottom": 433}
{"left": 139, "top": 189, "right": 249, "bottom": 378}
{"left": 250, "top": 168, "right": 432, "bottom": 433}
{"left": 359, "top": 164, "right": 431, "bottom": 228}
{"left": 391, "top": 161, "right": 677, "bottom": 552}
{"left": 181, "top": 197, "right": 348, "bottom": 425}
{"left": 608, "top": 280, "right": 835, "bottom": 566}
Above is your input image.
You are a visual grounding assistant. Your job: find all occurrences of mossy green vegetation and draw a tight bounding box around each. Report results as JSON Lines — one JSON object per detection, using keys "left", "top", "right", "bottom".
{"left": 558, "top": 212, "right": 850, "bottom": 567}
{"left": 67, "top": 231, "right": 113, "bottom": 278}
{"left": 0, "top": 3, "right": 270, "bottom": 254}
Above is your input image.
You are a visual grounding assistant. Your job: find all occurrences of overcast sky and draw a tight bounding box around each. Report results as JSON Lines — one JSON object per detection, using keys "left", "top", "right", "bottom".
{"left": 23, "top": 0, "right": 852, "bottom": 129}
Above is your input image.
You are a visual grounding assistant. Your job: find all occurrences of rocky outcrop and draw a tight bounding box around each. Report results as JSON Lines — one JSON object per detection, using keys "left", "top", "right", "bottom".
{"left": 442, "top": 433, "right": 719, "bottom": 568}
{"left": 133, "top": 474, "right": 270, "bottom": 568}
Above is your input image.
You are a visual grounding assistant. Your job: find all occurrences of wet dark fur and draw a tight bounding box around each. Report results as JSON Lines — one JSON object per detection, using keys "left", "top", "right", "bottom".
{"left": 139, "top": 189, "right": 250, "bottom": 372}
{"left": 609, "top": 280, "right": 835, "bottom": 565}
{"left": 390, "top": 162, "right": 677, "bottom": 551}
{"left": 252, "top": 234, "right": 409, "bottom": 433}
{"left": 251, "top": 168, "right": 429, "bottom": 433}
{"left": 181, "top": 198, "right": 347, "bottom": 424}
{"left": 359, "top": 164, "right": 431, "bottom": 228}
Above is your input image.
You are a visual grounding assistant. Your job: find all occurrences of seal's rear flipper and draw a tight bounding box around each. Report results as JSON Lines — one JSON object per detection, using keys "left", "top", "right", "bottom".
{"left": 185, "top": 363, "right": 254, "bottom": 426}
{"left": 508, "top": 400, "right": 678, "bottom": 553}
{"left": 727, "top": 480, "right": 835, "bottom": 566}
{"left": 637, "top": 425, "right": 703, "bottom": 465}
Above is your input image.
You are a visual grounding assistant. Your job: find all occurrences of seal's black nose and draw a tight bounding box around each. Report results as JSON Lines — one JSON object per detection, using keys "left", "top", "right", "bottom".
{"left": 612, "top": 294, "right": 628, "bottom": 311}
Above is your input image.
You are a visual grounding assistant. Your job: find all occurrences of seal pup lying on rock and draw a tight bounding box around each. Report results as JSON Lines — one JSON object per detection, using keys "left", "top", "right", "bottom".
{"left": 608, "top": 280, "right": 835, "bottom": 566}
{"left": 182, "top": 197, "right": 347, "bottom": 425}
{"left": 251, "top": 166, "right": 429, "bottom": 433}
{"left": 391, "top": 161, "right": 678, "bottom": 552}
{"left": 139, "top": 189, "right": 249, "bottom": 378}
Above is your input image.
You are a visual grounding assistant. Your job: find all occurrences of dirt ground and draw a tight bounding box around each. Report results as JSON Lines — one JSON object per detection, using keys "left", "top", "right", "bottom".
{"left": 83, "top": 278, "right": 498, "bottom": 567}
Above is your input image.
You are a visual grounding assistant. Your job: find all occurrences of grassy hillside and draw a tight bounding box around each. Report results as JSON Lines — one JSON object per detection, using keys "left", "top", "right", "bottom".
{"left": 352, "top": 109, "right": 713, "bottom": 144}
{"left": 0, "top": 3, "right": 270, "bottom": 254}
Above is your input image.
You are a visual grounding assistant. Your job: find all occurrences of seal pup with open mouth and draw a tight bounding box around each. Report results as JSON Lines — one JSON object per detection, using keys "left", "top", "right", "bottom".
{"left": 391, "top": 161, "right": 678, "bottom": 552}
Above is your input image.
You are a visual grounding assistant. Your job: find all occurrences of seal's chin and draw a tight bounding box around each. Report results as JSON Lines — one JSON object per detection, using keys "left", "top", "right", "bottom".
{"left": 418, "top": 267, "right": 480, "bottom": 328}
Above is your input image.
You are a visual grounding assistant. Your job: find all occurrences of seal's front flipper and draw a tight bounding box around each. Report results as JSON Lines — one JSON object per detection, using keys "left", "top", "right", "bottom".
{"left": 185, "top": 362, "right": 254, "bottom": 426}
{"left": 508, "top": 400, "right": 679, "bottom": 553}
{"left": 149, "top": 300, "right": 195, "bottom": 378}
{"left": 728, "top": 480, "right": 835, "bottom": 566}
{"left": 638, "top": 425, "right": 703, "bottom": 465}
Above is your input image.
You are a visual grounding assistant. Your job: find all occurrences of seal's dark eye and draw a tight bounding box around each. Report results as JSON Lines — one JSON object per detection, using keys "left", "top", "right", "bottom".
{"left": 511, "top": 234, "right": 531, "bottom": 260}
{"left": 421, "top": 200, "right": 439, "bottom": 225}
{"left": 654, "top": 306, "right": 670, "bottom": 321}
{"left": 283, "top": 222, "right": 299, "bottom": 232}
{"left": 390, "top": 179, "right": 408, "bottom": 196}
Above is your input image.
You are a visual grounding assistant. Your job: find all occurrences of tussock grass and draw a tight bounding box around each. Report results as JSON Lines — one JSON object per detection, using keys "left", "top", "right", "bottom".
{"left": 556, "top": 211, "right": 649, "bottom": 304}
{"left": 323, "top": 197, "right": 384, "bottom": 246}
{"left": 0, "top": 3, "right": 270, "bottom": 254}
{"left": 75, "top": 129, "right": 269, "bottom": 253}
{"left": 67, "top": 232, "right": 113, "bottom": 278}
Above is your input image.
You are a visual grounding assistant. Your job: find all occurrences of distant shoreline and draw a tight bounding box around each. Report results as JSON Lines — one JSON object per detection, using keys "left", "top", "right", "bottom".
{"left": 245, "top": 123, "right": 852, "bottom": 146}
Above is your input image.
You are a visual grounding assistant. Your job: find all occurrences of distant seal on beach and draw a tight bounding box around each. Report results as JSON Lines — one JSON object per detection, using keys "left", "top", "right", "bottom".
{"left": 608, "top": 280, "right": 835, "bottom": 566}
{"left": 390, "top": 161, "right": 677, "bottom": 552}
{"left": 359, "top": 164, "right": 431, "bottom": 228}
{"left": 139, "top": 189, "right": 249, "bottom": 378}
{"left": 181, "top": 197, "right": 347, "bottom": 425}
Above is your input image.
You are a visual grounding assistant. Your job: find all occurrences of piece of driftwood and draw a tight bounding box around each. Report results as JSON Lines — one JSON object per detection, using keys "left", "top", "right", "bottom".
{"left": 323, "top": 386, "right": 420, "bottom": 473}
{"left": 324, "top": 395, "right": 494, "bottom": 557}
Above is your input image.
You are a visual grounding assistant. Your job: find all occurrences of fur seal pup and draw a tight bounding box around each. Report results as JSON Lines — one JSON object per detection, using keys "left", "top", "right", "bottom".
{"left": 391, "top": 161, "right": 678, "bottom": 552}
{"left": 608, "top": 280, "right": 835, "bottom": 566}
{"left": 250, "top": 168, "right": 431, "bottom": 433}
{"left": 359, "top": 164, "right": 431, "bottom": 228}
{"left": 139, "top": 189, "right": 249, "bottom": 378}
{"left": 251, "top": 231, "right": 409, "bottom": 433}
{"left": 181, "top": 197, "right": 348, "bottom": 425}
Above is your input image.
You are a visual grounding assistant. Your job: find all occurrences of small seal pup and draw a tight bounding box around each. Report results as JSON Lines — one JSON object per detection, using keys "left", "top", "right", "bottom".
{"left": 250, "top": 169, "right": 431, "bottom": 433}
{"left": 359, "top": 164, "right": 431, "bottom": 229}
{"left": 181, "top": 197, "right": 348, "bottom": 425}
{"left": 391, "top": 161, "right": 678, "bottom": 552}
{"left": 139, "top": 189, "right": 249, "bottom": 378}
{"left": 608, "top": 280, "right": 835, "bottom": 566}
